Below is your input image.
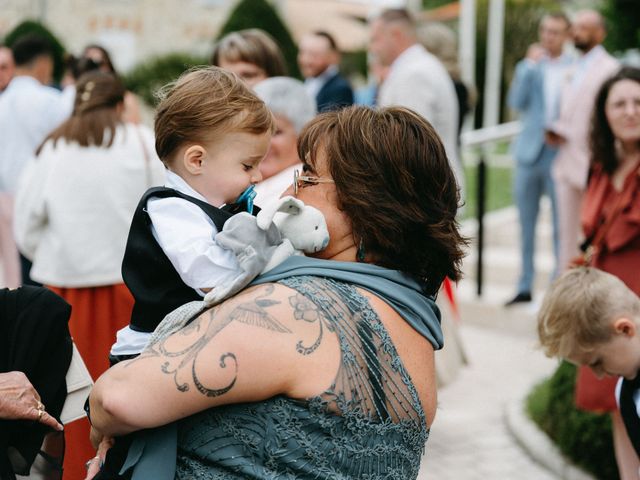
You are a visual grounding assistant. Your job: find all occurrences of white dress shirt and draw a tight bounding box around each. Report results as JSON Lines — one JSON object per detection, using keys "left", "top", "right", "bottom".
{"left": 146, "top": 170, "right": 242, "bottom": 294}
{"left": 0, "top": 76, "right": 72, "bottom": 193}
{"left": 543, "top": 54, "right": 571, "bottom": 127}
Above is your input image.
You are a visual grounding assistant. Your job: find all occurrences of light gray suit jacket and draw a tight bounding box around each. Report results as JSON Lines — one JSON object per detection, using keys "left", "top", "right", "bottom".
{"left": 378, "top": 44, "right": 462, "bottom": 191}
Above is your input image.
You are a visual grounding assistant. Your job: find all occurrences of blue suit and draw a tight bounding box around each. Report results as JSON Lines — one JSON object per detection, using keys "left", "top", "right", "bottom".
{"left": 316, "top": 72, "right": 353, "bottom": 113}
{"left": 507, "top": 57, "right": 567, "bottom": 294}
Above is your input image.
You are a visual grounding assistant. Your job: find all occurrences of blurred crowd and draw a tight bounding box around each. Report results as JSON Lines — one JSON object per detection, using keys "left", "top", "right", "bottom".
{"left": 1, "top": 5, "right": 640, "bottom": 480}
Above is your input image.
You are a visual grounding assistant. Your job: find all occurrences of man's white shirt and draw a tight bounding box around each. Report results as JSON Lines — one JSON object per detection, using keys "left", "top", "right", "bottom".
{"left": 0, "top": 76, "right": 71, "bottom": 193}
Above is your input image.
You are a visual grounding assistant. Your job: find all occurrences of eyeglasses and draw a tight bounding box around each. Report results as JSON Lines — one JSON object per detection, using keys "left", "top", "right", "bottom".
{"left": 293, "top": 169, "right": 335, "bottom": 195}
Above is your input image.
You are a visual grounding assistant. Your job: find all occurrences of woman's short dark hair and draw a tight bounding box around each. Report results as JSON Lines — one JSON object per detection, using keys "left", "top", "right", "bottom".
{"left": 590, "top": 66, "right": 640, "bottom": 174}
{"left": 82, "top": 44, "right": 117, "bottom": 75}
{"left": 39, "top": 71, "right": 125, "bottom": 152}
{"left": 298, "top": 105, "right": 466, "bottom": 295}
{"left": 210, "top": 29, "right": 288, "bottom": 78}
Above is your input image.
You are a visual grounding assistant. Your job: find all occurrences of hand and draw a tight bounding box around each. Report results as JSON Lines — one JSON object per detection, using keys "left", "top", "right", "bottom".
{"left": 90, "top": 425, "right": 103, "bottom": 450}
{"left": 545, "top": 130, "right": 565, "bottom": 146}
{"left": 0, "top": 371, "right": 63, "bottom": 431}
{"left": 526, "top": 43, "right": 545, "bottom": 62}
{"left": 84, "top": 434, "right": 114, "bottom": 480}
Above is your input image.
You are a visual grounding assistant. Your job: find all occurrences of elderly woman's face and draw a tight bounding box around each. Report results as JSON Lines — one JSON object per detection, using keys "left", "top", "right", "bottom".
{"left": 283, "top": 148, "right": 354, "bottom": 261}
{"left": 605, "top": 79, "right": 640, "bottom": 146}
{"left": 260, "top": 114, "right": 300, "bottom": 180}
{"left": 218, "top": 58, "right": 267, "bottom": 87}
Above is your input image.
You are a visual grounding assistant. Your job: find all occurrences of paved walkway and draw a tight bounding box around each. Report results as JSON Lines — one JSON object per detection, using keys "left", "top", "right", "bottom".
{"left": 417, "top": 202, "right": 583, "bottom": 479}
{"left": 418, "top": 324, "right": 558, "bottom": 479}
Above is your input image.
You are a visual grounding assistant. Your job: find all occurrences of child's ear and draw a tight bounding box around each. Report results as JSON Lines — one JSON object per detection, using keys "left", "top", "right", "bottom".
{"left": 183, "top": 145, "right": 206, "bottom": 175}
{"left": 613, "top": 317, "right": 636, "bottom": 337}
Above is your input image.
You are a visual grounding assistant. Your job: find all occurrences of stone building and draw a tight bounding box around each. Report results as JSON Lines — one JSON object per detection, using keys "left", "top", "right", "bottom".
{"left": 0, "top": 0, "right": 399, "bottom": 72}
{"left": 0, "top": 0, "right": 235, "bottom": 71}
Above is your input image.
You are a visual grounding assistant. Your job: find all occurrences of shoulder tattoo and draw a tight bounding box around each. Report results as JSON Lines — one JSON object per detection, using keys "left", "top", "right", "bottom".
{"left": 131, "top": 284, "right": 332, "bottom": 397}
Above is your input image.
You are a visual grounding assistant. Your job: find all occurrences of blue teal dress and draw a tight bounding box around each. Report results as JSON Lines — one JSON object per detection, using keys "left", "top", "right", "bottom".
{"left": 175, "top": 275, "right": 431, "bottom": 479}
{"left": 120, "top": 258, "right": 442, "bottom": 480}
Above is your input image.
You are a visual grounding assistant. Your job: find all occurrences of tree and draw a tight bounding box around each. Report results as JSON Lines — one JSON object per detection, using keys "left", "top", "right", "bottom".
{"left": 473, "top": 0, "right": 559, "bottom": 127}
{"left": 218, "top": 0, "right": 300, "bottom": 78}
{"left": 3, "top": 20, "right": 66, "bottom": 84}
{"left": 123, "top": 53, "right": 208, "bottom": 107}
{"left": 600, "top": 0, "right": 640, "bottom": 54}
{"left": 423, "top": 0, "right": 454, "bottom": 8}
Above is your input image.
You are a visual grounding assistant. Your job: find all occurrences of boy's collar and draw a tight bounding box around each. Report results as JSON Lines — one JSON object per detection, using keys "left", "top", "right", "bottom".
{"left": 165, "top": 170, "right": 214, "bottom": 205}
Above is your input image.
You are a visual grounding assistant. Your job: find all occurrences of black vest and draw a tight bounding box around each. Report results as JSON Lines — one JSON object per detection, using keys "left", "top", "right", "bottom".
{"left": 619, "top": 375, "right": 640, "bottom": 457}
{"left": 122, "top": 187, "right": 241, "bottom": 332}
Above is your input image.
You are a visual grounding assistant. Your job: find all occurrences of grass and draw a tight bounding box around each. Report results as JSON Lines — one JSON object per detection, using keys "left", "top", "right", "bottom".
{"left": 462, "top": 163, "right": 513, "bottom": 220}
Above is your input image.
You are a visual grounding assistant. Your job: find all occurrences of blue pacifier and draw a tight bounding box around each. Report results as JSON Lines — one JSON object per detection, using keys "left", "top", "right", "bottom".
{"left": 235, "top": 185, "right": 256, "bottom": 214}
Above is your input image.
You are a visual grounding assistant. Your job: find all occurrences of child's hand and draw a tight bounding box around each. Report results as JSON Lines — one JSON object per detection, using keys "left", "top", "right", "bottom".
{"left": 85, "top": 433, "right": 114, "bottom": 480}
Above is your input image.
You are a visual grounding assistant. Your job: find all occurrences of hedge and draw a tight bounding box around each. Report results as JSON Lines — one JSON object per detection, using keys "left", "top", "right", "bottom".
{"left": 527, "top": 361, "right": 617, "bottom": 479}
{"left": 3, "top": 20, "right": 66, "bottom": 83}
{"left": 123, "top": 53, "right": 208, "bottom": 107}
{"left": 218, "top": 0, "right": 300, "bottom": 78}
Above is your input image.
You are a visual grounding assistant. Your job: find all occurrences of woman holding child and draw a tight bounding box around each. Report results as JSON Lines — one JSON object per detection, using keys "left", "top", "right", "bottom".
{"left": 87, "top": 65, "right": 466, "bottom": 479}
{"left": 577, "top": 66, "right": 640, "bottom": 478}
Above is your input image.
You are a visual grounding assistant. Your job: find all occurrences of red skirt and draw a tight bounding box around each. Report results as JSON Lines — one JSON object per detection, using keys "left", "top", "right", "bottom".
{"left": 47, "top": 284, "right": 133, "bottom": 480}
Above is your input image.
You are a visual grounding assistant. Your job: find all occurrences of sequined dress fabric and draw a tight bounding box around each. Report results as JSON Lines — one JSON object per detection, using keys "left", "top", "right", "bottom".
{"left": 175, "top": 276, "right": 429, "bottom": 479}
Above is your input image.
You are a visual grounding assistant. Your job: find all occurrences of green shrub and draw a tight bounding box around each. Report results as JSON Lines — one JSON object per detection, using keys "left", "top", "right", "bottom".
{"left": 601, "top": 0, "right": 640, "bottom": 54}
{"left": 3, "top": 20, "right": 66, "bottom": 83}
{"left": 123, "top": 53, "right": 208, "bottom": 107}
{"left": 341, "top": 50, "right": 368, "bottom": 80}
{"left": 218, "top": 0, "right": 300, "bottom": 78}
{"left": 526, "top": 361, "right": 618, "bottom": 480}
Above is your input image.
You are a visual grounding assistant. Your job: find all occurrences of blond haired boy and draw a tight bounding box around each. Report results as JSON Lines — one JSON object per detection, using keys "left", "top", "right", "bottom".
{"left": 537, "top": 266, "right": 640, "bottom": 456}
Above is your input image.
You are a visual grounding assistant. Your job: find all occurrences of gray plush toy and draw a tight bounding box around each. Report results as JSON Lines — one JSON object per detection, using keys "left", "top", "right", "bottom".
{"left": 202, "top": 196, "right": 329, "bottom": 307}
{"left": 148, "top": 196, "right": 329, "bottom": 346}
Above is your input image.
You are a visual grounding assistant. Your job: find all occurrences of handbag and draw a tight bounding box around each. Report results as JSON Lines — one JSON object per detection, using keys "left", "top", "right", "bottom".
{"left": 570, "top": 181, "right": 628, "bottom": 267}
{"left": 60, "top": 342, "right": 93, "bottom": 424}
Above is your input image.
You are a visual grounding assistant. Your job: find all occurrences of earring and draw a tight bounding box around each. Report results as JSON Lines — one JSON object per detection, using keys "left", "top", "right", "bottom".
{"left": 357, "top": 239, "right": 366, "bottom": 263}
